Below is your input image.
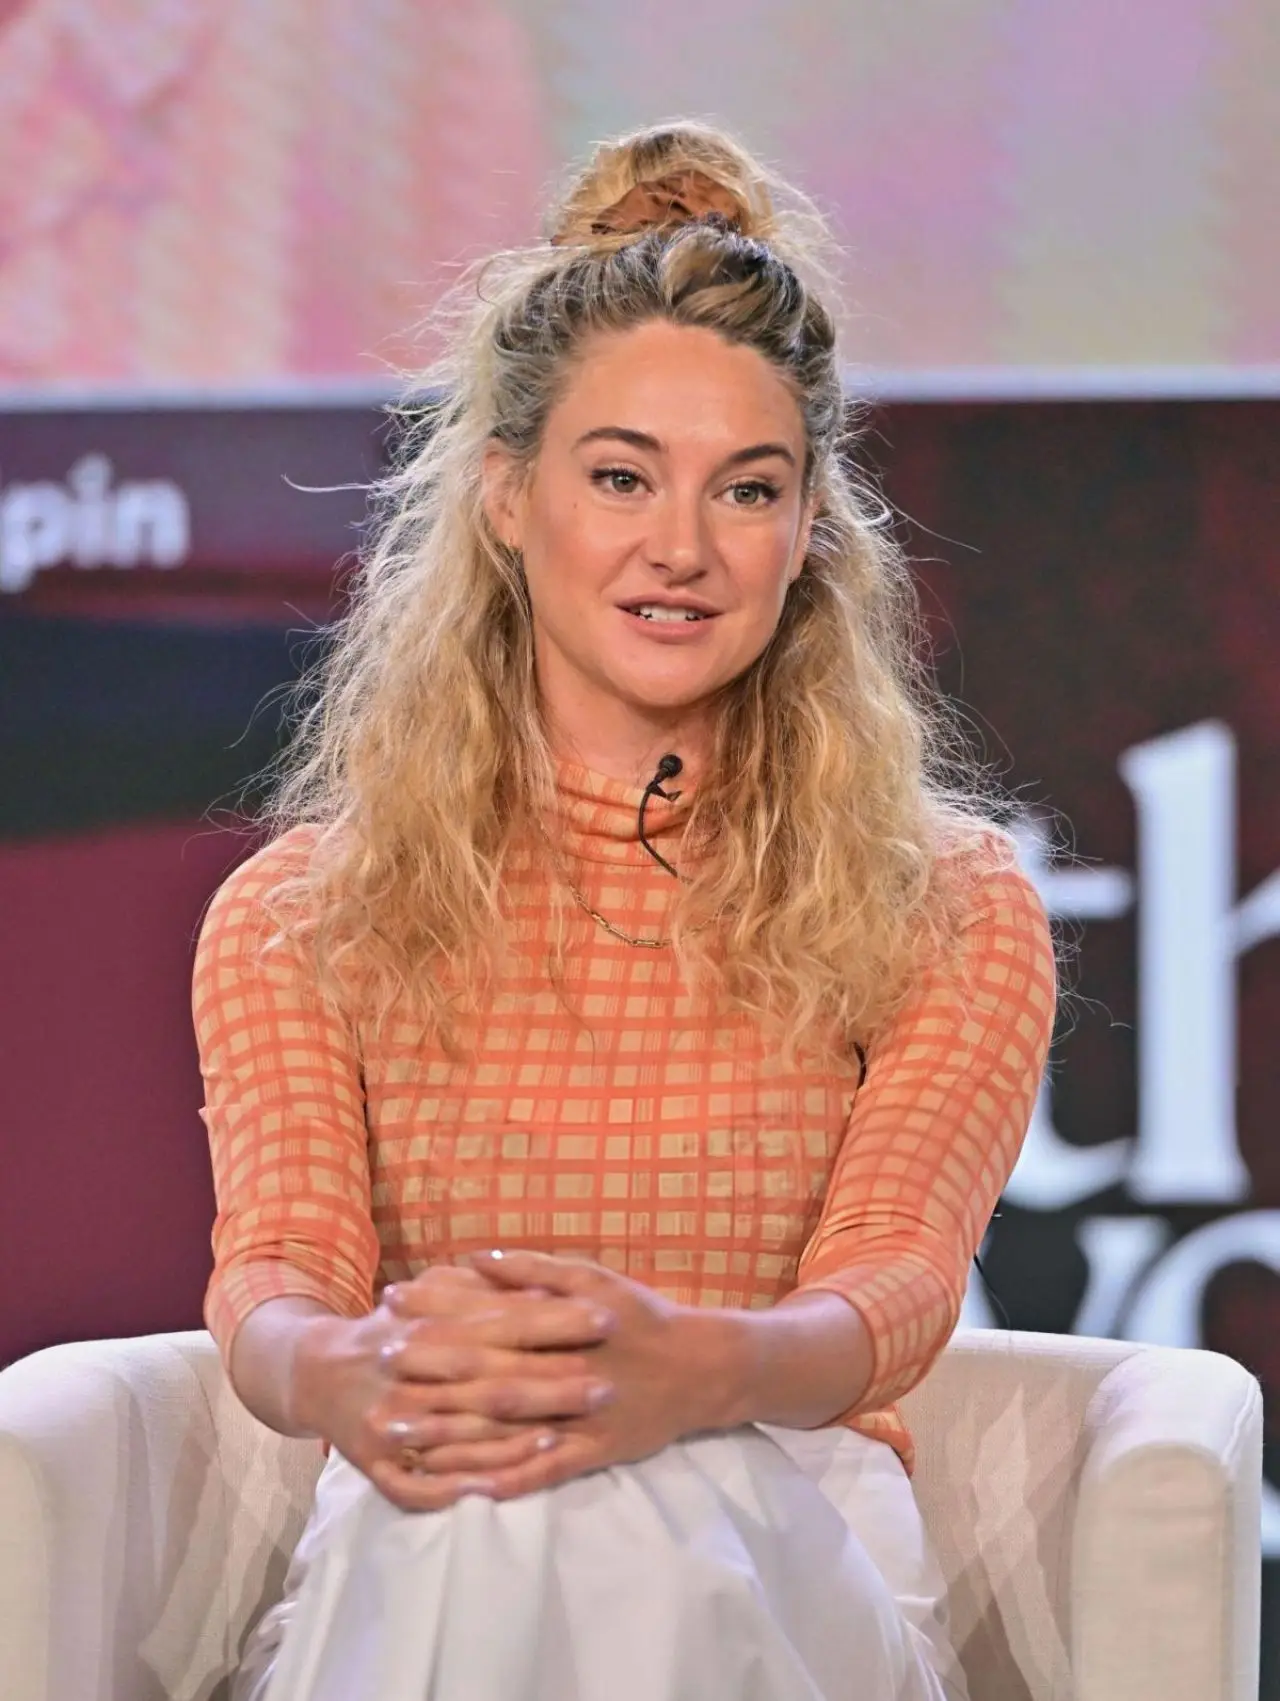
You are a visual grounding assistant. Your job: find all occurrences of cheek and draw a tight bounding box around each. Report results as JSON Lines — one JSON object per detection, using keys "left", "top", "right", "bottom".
{"left": 526, "top": 499, "right": 629, "bottom": 594}
{"left": 731, "top": 520, "right": 803, "bottom": 610}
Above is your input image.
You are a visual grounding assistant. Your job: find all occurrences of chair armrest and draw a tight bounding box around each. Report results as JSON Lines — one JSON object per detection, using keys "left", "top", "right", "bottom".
{"left": 0, "top": 1331, "right": 322, "bottom": 1701}
{"left": 0, "top": 1414, "right": 49, "bottom": 1701}
{"left": 902, "top": 1329, "right": 1262, "bottom": 1701}
{"left": 1072, "top": 1345, "right": 1262, "bottom": 1701}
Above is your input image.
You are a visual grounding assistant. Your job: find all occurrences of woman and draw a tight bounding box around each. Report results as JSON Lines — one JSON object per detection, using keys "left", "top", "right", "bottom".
{"left": 195, "top": 122, "right": 1056, "bottom": 1701}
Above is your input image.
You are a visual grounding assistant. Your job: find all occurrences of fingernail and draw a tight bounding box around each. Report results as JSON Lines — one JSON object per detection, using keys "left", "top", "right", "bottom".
{"left": 586, "top": 1381, "right": 614, "bottom": 1409}
{"left": 589, "top": 1307, "right": 615, "bottom": 1331}
{"left": 458, "top": 1476, "right": 496, "bottom": 1497}
{"left": 535, "top": 1432, "right": 559, "bottom": 1452}
{"left": 385, "top": 1419, "right": 414, "bottom": 1439}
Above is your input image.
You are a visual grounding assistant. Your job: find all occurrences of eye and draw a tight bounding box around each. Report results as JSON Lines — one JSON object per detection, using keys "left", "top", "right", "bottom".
{"left": 726, "top": 478, "right": 781, "bottom": 507}
{"left": 590, "top": 466, "right": 646, "bottom": 496}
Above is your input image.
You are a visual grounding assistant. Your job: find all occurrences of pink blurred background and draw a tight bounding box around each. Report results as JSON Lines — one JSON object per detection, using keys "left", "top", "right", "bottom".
{"left": 2, "top": 0, "right": 1278, "bottom": 388}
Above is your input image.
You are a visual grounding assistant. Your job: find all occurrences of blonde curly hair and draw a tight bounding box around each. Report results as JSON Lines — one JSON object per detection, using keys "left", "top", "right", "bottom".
{"left": 261, "top": 120, "right": 1011, "bottom": 1056}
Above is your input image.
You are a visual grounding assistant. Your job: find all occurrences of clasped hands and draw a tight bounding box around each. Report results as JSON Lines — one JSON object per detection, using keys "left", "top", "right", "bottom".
{"left": 308, "top": 1252, "right": 736, "bottom": 1513}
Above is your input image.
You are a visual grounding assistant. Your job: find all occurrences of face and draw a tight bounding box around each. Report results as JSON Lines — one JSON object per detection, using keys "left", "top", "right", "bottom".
{"left": 484, "top": 320, "right": 814, "bottom": 761}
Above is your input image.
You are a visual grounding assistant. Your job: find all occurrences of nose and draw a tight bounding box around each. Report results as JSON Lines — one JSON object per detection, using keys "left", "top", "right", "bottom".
{"left": 645, "top": 485, "right": 707, "bottom": 579}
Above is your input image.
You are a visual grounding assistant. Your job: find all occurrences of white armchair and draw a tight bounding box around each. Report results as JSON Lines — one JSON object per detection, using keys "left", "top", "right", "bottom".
{"left": 0, "top": 1328, "right": 1261, "bottom": 1701}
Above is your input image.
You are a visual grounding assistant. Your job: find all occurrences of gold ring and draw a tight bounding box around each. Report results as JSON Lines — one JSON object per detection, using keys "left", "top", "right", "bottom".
{"left": 398, "top": 1444, "right": 428, "bottom": 1474}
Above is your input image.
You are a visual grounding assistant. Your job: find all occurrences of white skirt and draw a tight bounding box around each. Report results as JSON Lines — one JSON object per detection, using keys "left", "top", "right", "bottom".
{"left": 234, "top": 1425, "right": 969, "bottom": 1701}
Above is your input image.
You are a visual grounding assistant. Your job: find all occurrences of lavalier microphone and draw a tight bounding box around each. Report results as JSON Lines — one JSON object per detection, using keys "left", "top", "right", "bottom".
{"left": 638, "top": 753, "right": 684, "bottom": 877}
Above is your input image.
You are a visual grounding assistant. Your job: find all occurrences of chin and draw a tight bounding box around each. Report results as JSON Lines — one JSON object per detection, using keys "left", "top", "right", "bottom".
{"left": 611, "top": 670, "right": 724, "bottom": 716}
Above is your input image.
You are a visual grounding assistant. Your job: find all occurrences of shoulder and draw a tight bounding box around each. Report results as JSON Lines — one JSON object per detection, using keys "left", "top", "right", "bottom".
{"left": 197, "top": 825, "right": 323, "bottom": 956}
{"left": 192, "top": 827, "right": 338, "bottom": 1038}
{"left": 940, "top": 828, "right": 1049, "bottom": 939}
{"left": 857, "top": 836, "right": 1056, "bottom": 1078}
{"left": 938, "top": 835, "right": 1057, "bottom": 1040}
{"left": 918, "top": 827, "right": 1057, "bottom": 1016}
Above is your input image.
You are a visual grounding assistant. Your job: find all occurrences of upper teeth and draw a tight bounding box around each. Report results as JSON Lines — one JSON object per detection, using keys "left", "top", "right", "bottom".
{"left": 631, "top": 605, "right": 706, "bottom": 622}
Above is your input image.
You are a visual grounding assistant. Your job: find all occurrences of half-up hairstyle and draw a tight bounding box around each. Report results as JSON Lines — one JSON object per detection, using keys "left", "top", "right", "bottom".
{"left": 261, "top": 120, "right": 1011, "bottom": 1056}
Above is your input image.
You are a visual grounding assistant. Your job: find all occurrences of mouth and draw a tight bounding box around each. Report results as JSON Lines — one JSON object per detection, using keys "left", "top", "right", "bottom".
{"left": 618, "top": 600, "right": 720, "bottom": 625}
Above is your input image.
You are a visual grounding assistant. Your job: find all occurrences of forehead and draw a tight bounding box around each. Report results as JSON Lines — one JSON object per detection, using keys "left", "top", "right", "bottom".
{"left": 547, "top": 321, "right": 804, "bottom": 452}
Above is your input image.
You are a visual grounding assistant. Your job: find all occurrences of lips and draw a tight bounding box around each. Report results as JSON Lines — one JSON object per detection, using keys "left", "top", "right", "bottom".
{"left": 627, "top": 608, "right": 708, "bottom": 624}
{"left": 617, "top": 598, "right": 721, "bottom": 621}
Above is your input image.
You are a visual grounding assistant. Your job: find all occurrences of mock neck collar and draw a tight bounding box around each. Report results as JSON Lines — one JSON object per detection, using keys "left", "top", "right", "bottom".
{"left": 547, "top": 760, "right": 696, "bottom": 867}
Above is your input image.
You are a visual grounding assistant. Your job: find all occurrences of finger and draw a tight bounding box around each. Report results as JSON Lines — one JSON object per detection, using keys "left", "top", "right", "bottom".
{"left": 426, "top": 1374, "right": 615, "bottom": 1423}
{"left": 479, "top": 1296, "right": 616, "bottom": 1350}
{"left": 368, "top": 1457, "right": 497, "bottom": 1514}
{"left": 381, "top": 1267, "right": 496, "bottom": 1315}
{"left": 468, "top": 1250, "right": 604, "bottom": 1298}
{"left": 480, "top": 1434, "right": 598, "bottom": 1502}
{"left": 384, "top": 1290, "right": 615, "bottom": 1350}
{"left": 385, "top": 1281, "right": 574, "bottom": 1318}
{"left": 385, "top": 1275, "right": 554, "bottom": 1312}
{"left": 382, "top": 1337, "right": 596, "bottom": 1385}
{"left": 407, "top": 1428, "right": 560, "bottom": 1477}
{"left": 377, "top": 1409, "right": 526, "bottom": 1449}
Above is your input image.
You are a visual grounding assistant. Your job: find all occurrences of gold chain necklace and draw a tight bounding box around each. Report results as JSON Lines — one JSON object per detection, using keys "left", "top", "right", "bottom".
{"left": 560, "top": 870, "right": 673, "bottom": 949}
{"left": 535, "top": 822, "right": 700, "bottom": 949}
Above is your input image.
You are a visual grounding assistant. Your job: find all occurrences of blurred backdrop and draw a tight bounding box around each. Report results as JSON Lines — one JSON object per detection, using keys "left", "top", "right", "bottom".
{"left": 2, "top": 0, "right": 1279, "bottom": 382}
{"left": 1, "top": 0, "right": 1279, "bottom": 1684}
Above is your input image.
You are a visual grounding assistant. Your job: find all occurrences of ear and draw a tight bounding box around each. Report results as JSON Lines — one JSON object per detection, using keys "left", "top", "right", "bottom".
{"left": 480, "top": 441, "right": 526, "bottom": 552}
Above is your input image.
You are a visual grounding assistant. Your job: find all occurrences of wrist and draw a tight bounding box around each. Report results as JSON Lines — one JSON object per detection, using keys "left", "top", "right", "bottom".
{"left": 669, "top": 1291, "right": 874, "bottom": 1434}
{"left": 286, "top": 1311, "right": 353, "bottom": 1438}
{"left": 670, "top": 1307, "right": 759, "bottom": 1435}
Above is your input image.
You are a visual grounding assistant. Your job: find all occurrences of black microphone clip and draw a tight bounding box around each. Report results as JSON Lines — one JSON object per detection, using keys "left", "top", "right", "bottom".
{"left": 638, "top": 753, "right": 684, "bottom": 878}
{"left": 651, "top": 752, "right": 683, "bottom": 800}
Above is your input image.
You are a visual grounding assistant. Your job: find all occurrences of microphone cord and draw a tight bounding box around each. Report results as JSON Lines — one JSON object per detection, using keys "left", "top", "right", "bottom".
{"left": 637, "top": 753, "right": 684, "bottom": 879}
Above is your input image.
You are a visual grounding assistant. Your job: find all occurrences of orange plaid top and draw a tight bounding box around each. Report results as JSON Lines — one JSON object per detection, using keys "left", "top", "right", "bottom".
{"left": 194, "top": 765, "right": 1056, "bottom": 1472}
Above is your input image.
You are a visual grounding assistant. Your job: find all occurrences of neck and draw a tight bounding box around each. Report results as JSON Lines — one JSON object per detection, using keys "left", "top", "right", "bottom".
{"left": 544, "top": 697, "right": 713, "bottom": 792}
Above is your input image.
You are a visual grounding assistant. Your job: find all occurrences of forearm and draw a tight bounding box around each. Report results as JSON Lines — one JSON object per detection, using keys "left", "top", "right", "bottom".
{"left": 227, "top": 1295, "right": 351, "bottom": 1438}
{"left": 685, "top": 1289, "right": 875, "bottom": 1433}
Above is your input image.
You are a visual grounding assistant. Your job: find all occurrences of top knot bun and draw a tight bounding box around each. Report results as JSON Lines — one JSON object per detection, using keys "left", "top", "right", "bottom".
{"left": 555, "top": 168, "right": 748, "bottom": 247}
{"left": 548, "top": 122, "right": 779, "bottom": 250}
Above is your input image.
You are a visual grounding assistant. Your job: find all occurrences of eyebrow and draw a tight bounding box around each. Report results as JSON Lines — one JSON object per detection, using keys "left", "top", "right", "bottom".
{"left": 572, "top": 426, "right": 797, "bottom": 472}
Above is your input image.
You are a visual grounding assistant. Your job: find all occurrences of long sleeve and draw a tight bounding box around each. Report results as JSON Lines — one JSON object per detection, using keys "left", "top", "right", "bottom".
{"left": 192, "top": 829, "right": 380, "bottom": 1363}
{"left": 795, "top": 860, "right": 1056, "bottom": 1414}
